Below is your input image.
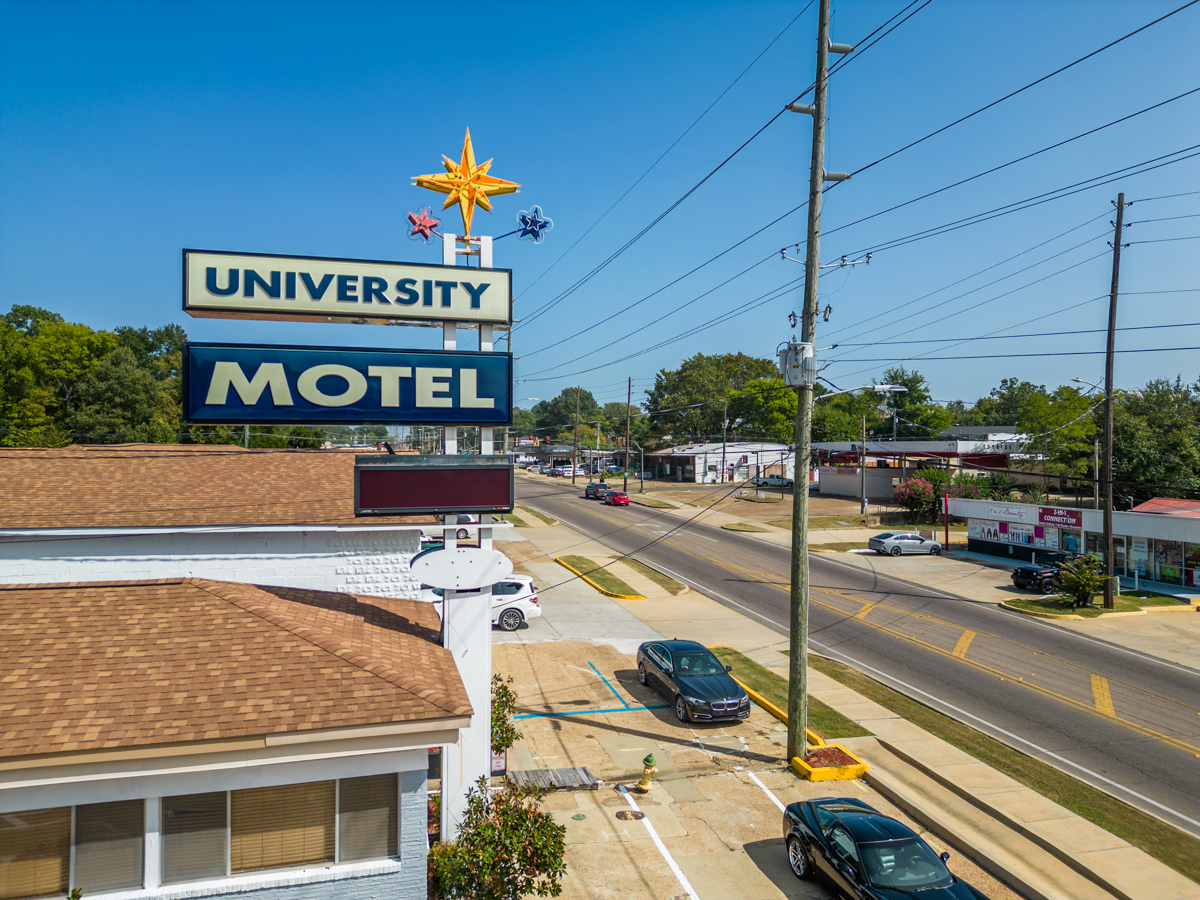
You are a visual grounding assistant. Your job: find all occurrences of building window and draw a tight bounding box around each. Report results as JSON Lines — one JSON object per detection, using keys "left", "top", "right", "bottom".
{"left": 163, "top": 792, "right": 227, "bottom": 884}
{"left": 338, "top": 775, "right": 398, "bottom": 863}
{"left": 0, "top": 807, "right": 69, "bottom": 900}
{"left": 75, "top": 800, "right": 144, "bottom": 894}
{"left": 231, "top": 782, "right": 335, "bottom": 874}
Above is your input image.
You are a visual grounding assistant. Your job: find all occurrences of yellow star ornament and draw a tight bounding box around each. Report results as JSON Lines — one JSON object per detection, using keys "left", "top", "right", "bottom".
{"left": 412, "top": 128, "right": 520, "bottom": 237}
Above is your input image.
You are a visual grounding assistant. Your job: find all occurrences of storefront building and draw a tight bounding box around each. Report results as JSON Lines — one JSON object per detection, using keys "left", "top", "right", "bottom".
{"left": 949, "top": 497, "right": 1200, "bottom": 588}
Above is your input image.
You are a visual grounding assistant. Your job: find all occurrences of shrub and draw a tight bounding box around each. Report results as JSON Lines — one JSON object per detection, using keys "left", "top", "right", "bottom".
{"left": 1057, "top": 554, "right": 1108, "bottom": 608}
{"left": 430, "top": 777, "right": 567, "bottom": 900}
{"left": 894, "top": 477, "right": 935, "bottom": 523}
{"left": 492, "top": 674, "right": 521, "bottom": 754}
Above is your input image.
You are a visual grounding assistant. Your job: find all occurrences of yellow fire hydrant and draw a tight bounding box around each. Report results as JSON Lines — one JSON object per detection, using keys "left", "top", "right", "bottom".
{"left": 634, "top": 753, "right": 657, "bottom": 793}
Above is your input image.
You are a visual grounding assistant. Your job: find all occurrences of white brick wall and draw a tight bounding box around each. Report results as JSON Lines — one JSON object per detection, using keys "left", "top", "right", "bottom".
{"left": 0, "top": 528, "right": 425, "bottom": 598}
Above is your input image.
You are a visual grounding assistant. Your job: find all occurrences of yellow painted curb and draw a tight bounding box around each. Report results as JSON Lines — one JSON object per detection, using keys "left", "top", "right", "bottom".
{"left": 1001, "top": 600, "right": 1190, "bottom": 620}
{"left": 1000, "top": 601, "right": 1083, "bottom": 620}
{"left": 554, "top": 557, "right": 647, "bottom": 601}
{"left": 791, "top": 745, "right": 871, "bottom": 782}
{"left": 730, "top": 678, "right": 824, "bottom": 748}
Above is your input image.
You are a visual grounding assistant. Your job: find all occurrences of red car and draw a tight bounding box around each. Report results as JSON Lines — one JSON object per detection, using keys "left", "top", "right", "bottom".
{"left": 605, "top": 490, "right": 630, "bottom": 506}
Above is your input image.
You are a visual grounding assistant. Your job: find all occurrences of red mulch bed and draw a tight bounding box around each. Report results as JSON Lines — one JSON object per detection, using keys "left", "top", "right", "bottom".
{"left": 802, "top": 746, "right": 860, "bottom": 768}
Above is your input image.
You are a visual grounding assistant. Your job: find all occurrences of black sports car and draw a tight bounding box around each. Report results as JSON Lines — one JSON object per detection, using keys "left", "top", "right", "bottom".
{"left": 783, "top": 797, "right": 990, "bottom": 899}
{"left": 636, "top": 639, "right": 750, "bottom": 723}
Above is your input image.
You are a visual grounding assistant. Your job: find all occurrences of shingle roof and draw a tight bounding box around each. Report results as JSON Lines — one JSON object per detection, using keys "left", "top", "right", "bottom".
{"left": 1132, "top": 497, "right": 1200, "bottom": 517}
{"left": 0, "top": 445, "right": 433, "bottom": 529}
{"left": 0, "top": 578, "right": 470, "bottom": 759}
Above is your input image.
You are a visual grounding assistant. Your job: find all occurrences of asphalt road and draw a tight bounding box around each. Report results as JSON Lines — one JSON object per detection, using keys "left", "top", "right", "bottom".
{"left": 517, "top": 476, "right": 1200, "bottom": 839}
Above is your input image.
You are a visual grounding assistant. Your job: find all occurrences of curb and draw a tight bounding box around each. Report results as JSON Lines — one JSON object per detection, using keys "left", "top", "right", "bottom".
{"left": 628, "top": 495, "right": 679, "bottom": 510}
{"left": 553, "top": 557, "right": 647, "bottom": 600}
{"left": 728, "top": 677, "right": 825, "bottom": 749}
{"left": 625, "top": 557, "right": 690, "bottom": 596}
{"left": 1000, "top": 600, "right": 1190, "bottom": 620}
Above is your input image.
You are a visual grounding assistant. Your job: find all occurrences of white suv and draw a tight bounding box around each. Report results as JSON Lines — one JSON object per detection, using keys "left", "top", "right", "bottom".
{"left": 426, "top": 575, "right": 542, "bottom": 632}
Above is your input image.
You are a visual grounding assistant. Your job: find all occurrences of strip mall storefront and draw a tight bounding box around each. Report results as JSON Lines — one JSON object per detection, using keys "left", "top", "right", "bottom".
{"left": 950, "top": 498, "right": 1200, "bottom": 587}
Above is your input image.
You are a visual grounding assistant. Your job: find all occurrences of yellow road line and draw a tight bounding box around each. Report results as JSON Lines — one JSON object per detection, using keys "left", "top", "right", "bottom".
{"left": 854, "top": 602, "right": 876, "bottom": 620}
{"left": 1092, "top": 674, "right": 1116, "bottom": 717}
{"left": 953, "top": 630, "right": 976, "bottom": 659}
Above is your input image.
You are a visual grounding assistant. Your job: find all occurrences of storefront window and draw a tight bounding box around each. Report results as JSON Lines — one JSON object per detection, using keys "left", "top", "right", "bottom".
{"left": 1186, "top": 543, "right": 1200, "bottom": 589}
{"left": 1061, "top": 530, "right": 1082, "bottom": 553}
{"left": 1154, "top": 539, "right": 1184, "bottom": 584}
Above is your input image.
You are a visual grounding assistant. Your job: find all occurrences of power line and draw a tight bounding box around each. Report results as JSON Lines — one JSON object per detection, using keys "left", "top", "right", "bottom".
{"left": 830, "top": 346, "right": 1200, "bottom": 362}
{"left": 835, "top": 321, "right": 1200, "bottom": 346}
{"left": 848, "top": 0, "right": 1200, "bottom": 179}
{"left": 1127, "top": 235, "right": 1200, "bottom": 244}
{"left": 514, "top": 3, "right": 816, "bottom": 304}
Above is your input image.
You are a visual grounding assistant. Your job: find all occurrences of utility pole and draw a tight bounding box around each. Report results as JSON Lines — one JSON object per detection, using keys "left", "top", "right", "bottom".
{"left": 1102, "top": 194, "right": 1124, "bottom": 609}
{"left": 721, "top": 399, "right": 728, "bottom": 486}
{"left": 624, "top": 377, "right": 632, "bottom": 492}
{"left": 572, "top": 387, "right": 581, "bottom": 486}
{"left": 860, "top": 414, "right": 867, "bottom": 516}
{"left": 785, "top": 0, "right": 850, "bottom": 766}
{"left": 1093, "top": 440, "right": 1100, "bottom": 510}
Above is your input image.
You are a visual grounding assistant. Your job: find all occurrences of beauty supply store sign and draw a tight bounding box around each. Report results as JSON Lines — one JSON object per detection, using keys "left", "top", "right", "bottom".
{"left": 183, "top": 249, "right": 512, "bottom": 327}
{"left": 967, "top": 504, "right": 1082, "bottom": 550}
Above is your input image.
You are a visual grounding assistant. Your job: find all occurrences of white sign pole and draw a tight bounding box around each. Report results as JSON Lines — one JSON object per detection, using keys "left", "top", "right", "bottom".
{"left": 439, "top": 232, "right": 496, "bottom": 842}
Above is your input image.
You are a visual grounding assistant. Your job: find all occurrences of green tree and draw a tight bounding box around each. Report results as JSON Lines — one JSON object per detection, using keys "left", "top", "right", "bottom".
{"left": 876, "top": 367, "right": 953, "bottom": 438}
{"left": 1018, "top": 384, "right": 1096, "bottom": 479}
{"left": 491, "top": 675, "right": 521, "bottom": 754}
{"left": 1110, "top": 377, "right": 1200, "bottom": 502}
{"left": 645, "top": 352, "right": 775, "bottom": 445}
{"left": 729, "top": 378, "right": 795, "bottom": 443}
{"left": 3, "top": 304, "right": 65, "bottom": 334}
{"left": 66, "top": 345, "right": 162, "bottom": 441}
{"left": 511, "top": 407, "right": 537, "bottom": 435}
{"left": 533, "top": 388, "right": 601, "bottom": 431}
{"left": 430, "top": 777, "right": 567, "bottom": 900}
{"left": 973, "top": 378, "right": 1047, "bottom": 427}
{"left": 602, "top": 401, "right": 628, "bottom": 423}
{"left": 1057, "top": 555, "right": 1108, "bottom": 608}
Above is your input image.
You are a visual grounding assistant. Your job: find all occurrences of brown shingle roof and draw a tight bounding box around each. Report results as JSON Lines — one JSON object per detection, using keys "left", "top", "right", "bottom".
{"left": 0, "top": 578, "right": 470, "bottom": 759}
{"left": 0, "top": 445, "right": 434, "bottom": 529}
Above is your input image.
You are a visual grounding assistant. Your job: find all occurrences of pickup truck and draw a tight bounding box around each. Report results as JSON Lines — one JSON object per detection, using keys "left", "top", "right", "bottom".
{"left": 751, "top": 474, "right": 793, "bottom": 488}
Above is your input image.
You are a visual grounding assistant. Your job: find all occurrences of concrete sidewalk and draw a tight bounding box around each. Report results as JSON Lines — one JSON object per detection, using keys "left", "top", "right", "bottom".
{"left": 498, "top": 520, "right": 1200, "bottom": 900}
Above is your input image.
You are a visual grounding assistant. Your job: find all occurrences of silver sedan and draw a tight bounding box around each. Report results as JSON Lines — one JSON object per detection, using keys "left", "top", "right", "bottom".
{"left": 867, "top": 531, "right": 943, "bottom": 557}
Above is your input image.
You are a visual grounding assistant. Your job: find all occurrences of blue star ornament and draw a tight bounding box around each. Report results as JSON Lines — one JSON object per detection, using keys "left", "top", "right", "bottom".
{"left": 516, "top": 205, "right": 553, "bottom": 243}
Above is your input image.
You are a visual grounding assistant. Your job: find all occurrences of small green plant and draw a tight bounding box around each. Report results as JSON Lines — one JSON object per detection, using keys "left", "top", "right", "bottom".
{"left": 491, "top": 674, "right": 521, "bottom": 754}
{"left": 429, "top": 777, "right": 567, "bottom": 900}
{"left": 893, "top": 477, "right": 935, "bottom": 523}
{"left": 1057, "top": 554, "right": 1108, "bottom": 608}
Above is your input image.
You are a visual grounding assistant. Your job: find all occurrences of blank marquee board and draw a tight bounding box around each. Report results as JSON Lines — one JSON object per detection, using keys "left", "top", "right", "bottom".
{"left": 355, "top": 455, "right": 514, "bottom": 516}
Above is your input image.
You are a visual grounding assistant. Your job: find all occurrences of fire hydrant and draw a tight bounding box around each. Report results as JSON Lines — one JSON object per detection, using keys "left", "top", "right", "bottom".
{"left": 634, "top": 753, "right": 657, "bottom": 793}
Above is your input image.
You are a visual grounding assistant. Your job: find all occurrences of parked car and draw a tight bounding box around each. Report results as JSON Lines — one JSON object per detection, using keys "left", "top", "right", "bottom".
{"left": 867, "top": 532, "right": 943, "bottom": 556}
{"left": 454, "top": 514, "right": 476, "bottom": 540}
{"left": 1010, "top": 551, "right": 1086, "bottom": 593}
{"left": 605, "top": 490, "right": 630, "bottom": 506}
{"left": 636, "top": 640, "right": 750, "bottom": 723}
{"left": 585, "top": 482, "right": 611, "bottom": 499}
{"left": 783, "top": 796, "right": 989, "bottom": 897}
{"left": 428, "top": 575, "right": 541, "bottom": 632}
{"left": 752, "top": 474, "right": 794, "bottom": 488}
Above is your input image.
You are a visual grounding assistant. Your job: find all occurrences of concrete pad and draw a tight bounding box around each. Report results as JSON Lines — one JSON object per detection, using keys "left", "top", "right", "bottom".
{"left": 974, "top": 788, "right": 1078, "bottom": 824}
{"left": 1059, "top": 611, "right": 1200, "bottom": 670}
{"left": 1031, "top": 815, "right": 1129, "bottom": 854}
{"left": 926, "top": 762, "right": 1023, "bottom": 794}
{"left": 614, "top": 596, "right": 738, "bottom": 620}
{"left": 882, "top": 738, "right": 978, "bottom": 769}
{"left": 1073, "top": 844, "right": 1200, "bottom": 900}
{"left": 677, "top": 845, "right": 817, "bottom": 900}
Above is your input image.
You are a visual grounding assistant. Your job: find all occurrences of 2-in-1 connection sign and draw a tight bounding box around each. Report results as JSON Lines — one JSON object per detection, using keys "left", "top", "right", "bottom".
{"left": 184, "top": 342, "right": 511, "bottom": 425}
{"left": 183, "top": 249, "right": 512, "bottom": 327}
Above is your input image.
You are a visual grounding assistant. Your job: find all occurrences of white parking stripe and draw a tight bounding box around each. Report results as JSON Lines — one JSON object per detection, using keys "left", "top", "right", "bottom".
{"left": 618, "top": 785, "right": 701, "bottom": 900}
{"left": 747, "top": 771, "right": 786, "bottom": 813}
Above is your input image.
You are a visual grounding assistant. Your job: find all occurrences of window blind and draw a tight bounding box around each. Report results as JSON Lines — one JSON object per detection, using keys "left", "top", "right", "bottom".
{"left": 74, "top": 800, "right": 144, "bottom": 894}
{"left": 230, "top": 781, "right": 335, "bottom": 874}
{"left": 162, "top": 792, "right": 227, "bottom": 884}
{"left": 338, "top": 774, "right": 398, "bottom": 862}
{"left": 0, "top": 807, "right": 69, "bottom": 900}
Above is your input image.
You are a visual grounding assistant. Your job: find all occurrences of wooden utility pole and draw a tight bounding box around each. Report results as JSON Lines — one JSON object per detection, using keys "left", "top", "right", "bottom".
{"left": 1102, "top": 194, "right": 1124, "bottom": 609}
{"left": 787, "top": 0, "right": 839, "bottom": 766}
{"left": 624, "top": 377, "right": 632, "bottom": 492}
{"left": 572, "top": 387, "right": 581, "bottom": 486}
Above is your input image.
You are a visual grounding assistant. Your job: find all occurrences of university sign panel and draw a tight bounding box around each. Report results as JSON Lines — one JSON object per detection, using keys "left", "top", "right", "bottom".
{"left": 183, "top": 342, "right": 511, "bottom": 426}
{"left": 183, "top": 249, "right": 512, "bottom": 327}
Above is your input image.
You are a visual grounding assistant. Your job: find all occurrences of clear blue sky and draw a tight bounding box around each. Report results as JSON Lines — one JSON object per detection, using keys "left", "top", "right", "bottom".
{"left": 2, "top": 0, "right": 1198, "bottom": 414}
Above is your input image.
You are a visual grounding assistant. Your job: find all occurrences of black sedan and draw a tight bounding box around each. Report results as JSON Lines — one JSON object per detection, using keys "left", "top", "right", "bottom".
{"left": 783, "top": 797, "right": 989, "bottom": 899}
{"left": 636, "top": 640, "right": 750, "bottom": 723}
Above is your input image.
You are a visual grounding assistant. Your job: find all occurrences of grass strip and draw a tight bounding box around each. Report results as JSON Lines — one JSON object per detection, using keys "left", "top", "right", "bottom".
{"left": 558, "top": 555, "right": 639, "bottom": 597}
{"left": 629, "top": 495, "right": 674, "bottom": 508}
{"left": 622, "top": 558, "right": 686, "bottom": 595}
{"left": 737, "top": 495, "right": 785, "bottom": 504}
{"left": 807, "top": 653, "right": 1200, "bottom": 882}
{"left": 1005, "top": 594, "right": 1188, "bottom": 619}
{"left": 722, "top": 522, "right": 769, "bottom": 533}
{"left": 711, "top": 646, "right": 871, "bottom": 741}
{"left": 499, "top": 512, "right": 529, "bottom": 527}
{"left": 518, "top": 506, "right": 556, "bottom": 526}
{"left": 810, "top": 541, "right": 870, "bottom": 552}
